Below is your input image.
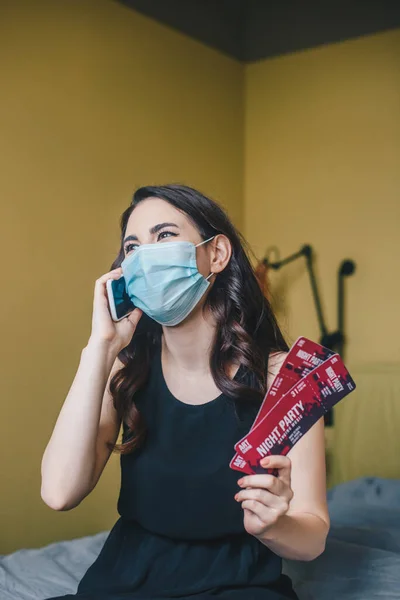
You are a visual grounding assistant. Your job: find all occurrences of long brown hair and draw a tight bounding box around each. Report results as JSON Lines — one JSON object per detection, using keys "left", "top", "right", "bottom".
{"left": 106, "top": 184, "right": 289, "bottom": 455}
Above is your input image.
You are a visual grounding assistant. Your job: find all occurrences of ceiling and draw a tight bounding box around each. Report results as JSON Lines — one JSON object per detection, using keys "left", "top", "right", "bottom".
{"left": 117, "top": 0, "right": 400, "bottom": 62}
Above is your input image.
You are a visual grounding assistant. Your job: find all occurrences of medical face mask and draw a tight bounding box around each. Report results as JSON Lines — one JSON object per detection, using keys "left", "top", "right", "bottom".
{"left": 120, "top": 236, "right": 215, "bottom": 326}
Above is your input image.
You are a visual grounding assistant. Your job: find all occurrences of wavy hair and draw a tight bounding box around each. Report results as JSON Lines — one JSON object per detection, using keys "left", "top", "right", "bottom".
{"left": 106, "top": 184, "right": 289, "bottom": 455}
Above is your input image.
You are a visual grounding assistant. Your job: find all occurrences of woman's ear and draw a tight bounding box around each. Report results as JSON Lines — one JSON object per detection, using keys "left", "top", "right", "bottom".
{"left": 210, "top": 234, "right": 232, "bottom": 274}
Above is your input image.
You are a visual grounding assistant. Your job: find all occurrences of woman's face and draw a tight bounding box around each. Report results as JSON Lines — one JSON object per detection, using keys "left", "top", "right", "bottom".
{"left": 123, "top": 197, "right": 213, "bottom": 278}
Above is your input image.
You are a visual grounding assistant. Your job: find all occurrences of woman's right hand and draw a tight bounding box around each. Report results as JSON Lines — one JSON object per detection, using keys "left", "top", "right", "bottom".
{"left": 88, "top": 267, "right": 143, "bottom": 353}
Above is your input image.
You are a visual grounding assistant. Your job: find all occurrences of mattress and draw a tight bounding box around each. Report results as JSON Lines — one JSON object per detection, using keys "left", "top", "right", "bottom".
{"left": 1, "top": 477, "right": 399, "bottom": 600}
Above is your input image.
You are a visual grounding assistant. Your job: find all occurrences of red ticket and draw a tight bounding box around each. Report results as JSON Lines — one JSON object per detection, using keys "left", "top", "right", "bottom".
{"left": 230, "top": 337, "right": 335, "bottom": 474}
{"left": 253, "top": 337, "right": 336, "bottom": 427}
{"left": 234, "top": 354, "right": 355, "bottom": 474}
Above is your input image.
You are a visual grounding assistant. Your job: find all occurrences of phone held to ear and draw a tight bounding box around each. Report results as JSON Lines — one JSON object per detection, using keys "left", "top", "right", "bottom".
{"left": 106, "top": 276, "right": 135, "bottom": 322}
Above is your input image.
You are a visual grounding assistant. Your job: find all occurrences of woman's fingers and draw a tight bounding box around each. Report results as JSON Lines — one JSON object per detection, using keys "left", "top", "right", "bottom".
{"left": 235, "top": 487, "right": 283, "bottom": 510}
{"left": 126, "top": 307, "right": 143, "bottom": 327}
{"left": 237, "top": 473, "right": 283, "bottom": 496}
{"left": 260, "top": 455, "right": 292, "bottom": 487}
{"left": 238, "top": 455, "right": 292, "bottom": 494}
{"left": 241, "top": 499, "right": 279, "bottom": 525}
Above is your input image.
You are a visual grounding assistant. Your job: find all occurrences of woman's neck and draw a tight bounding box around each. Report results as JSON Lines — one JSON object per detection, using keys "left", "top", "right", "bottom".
{"left": 161, "top": 306, "right": 216, "bottom": 375}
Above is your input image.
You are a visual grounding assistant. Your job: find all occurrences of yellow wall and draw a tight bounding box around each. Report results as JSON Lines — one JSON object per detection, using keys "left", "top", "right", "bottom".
{"left": 0, "top": 0, "right": 243, "bottom": 554}
{"left": 244, "top": 30, "right": 400, "bottom": 487}
{"left": 244, "top": 29, "right": 400, "bottom": 363}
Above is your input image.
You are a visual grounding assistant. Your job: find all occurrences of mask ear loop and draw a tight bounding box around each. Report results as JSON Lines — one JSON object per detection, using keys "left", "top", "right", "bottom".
{"left": 195, "top": 236, "right": 216, "bottom": 281}
{"left": 195, "top": 235, "right": 215, "bottom": 247}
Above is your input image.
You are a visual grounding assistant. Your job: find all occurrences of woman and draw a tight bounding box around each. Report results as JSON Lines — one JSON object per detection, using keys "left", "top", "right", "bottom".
{"left": 41, "top": 184, "right": 330, "bottom": 600}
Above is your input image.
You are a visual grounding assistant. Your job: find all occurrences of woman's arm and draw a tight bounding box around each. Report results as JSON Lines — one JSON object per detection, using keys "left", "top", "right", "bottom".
{"left": 256, "top": 417, "right": 330, "bottom": 561}
{"left": 41, "top": 339, "right": 122, "bottom": 510}
{"left": 235, "top": 351, "right": 330, "bottom": 561}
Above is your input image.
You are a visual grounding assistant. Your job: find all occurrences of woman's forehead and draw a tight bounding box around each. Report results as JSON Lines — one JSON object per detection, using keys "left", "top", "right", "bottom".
{"left": 126, "top": 197, "right": 192, "bottom": 233}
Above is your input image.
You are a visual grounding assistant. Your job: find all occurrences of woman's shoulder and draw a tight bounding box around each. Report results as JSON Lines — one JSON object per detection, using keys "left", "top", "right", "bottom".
{"left": 268, "top": 350, "right": 288, "bottom": 369}
{"left": 266, "top": 350, "right": 288, "bottom": 389}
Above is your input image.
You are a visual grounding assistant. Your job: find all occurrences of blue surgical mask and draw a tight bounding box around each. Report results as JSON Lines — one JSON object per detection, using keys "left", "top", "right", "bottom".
{"left": 120, "top": 236, "right": 215, "bottom": 326}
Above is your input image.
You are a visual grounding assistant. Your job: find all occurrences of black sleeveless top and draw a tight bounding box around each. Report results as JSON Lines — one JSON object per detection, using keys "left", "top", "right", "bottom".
{"left": 72, "top": 346, "right": 299, "bottom": 600}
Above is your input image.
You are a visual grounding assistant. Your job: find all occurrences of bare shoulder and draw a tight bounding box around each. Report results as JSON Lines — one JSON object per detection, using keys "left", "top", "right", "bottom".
{"left": 268, "top": 350, "right": 288, "bottom": 371}
{"left": 267, "top": 350, "right": 288, "bottom": 390}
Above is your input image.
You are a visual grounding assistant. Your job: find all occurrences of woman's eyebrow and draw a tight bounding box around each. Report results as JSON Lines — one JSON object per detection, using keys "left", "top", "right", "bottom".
{"left": 123, "top": 223, "right": 179, "bottom": 245}
{"left": 123, "top": 234, "right": 138, "bottom": 244}
{"left": 149, "top": 222, "right": 179, "bottom": 235}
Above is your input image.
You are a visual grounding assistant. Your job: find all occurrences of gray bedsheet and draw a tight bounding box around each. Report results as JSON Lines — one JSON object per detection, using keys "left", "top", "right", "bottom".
{"left": 283, "top": 477, "right": 400, "bottom": 600}
{"left": 1, "top": 477, "right": 399, "bottom": 600}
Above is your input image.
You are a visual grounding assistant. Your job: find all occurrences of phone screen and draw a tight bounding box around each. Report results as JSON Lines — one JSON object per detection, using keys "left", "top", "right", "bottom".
{"left": 110, "top": 276, "right": 135, "bottom": 319}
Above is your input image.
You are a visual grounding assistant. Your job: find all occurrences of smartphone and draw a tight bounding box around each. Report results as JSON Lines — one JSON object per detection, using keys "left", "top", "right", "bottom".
{"left": 106, "top": 276, "right": 135, "bottom": 322}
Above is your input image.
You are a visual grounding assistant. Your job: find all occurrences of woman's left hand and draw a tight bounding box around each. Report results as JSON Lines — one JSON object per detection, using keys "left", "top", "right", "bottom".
{"left": 235, "top": 455, "right": 294, "bottom": 538}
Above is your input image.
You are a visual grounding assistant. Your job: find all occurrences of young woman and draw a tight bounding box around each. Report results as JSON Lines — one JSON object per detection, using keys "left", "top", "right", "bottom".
{"left": 41, "top": 184, "right": 329, "bottom": 600}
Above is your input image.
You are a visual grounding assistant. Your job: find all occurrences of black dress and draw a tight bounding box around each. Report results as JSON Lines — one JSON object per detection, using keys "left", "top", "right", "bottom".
{"left": 45, "top": 348, "right": 299, "bottom": 600}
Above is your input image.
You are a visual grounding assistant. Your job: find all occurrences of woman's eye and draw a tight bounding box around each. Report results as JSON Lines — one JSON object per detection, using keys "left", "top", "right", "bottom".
{"left": 158, "top": 231, "right": 177, "bottom": 241}
{"left": 124, "top": 243, "right": 138, "bottom": 254}
{"left": 124, "top": 232, "right": 177, "bottom": 253}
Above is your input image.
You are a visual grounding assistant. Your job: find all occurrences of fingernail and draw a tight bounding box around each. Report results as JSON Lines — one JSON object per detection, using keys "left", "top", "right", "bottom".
{"left": 261, "top": 457, "right": 270, "bottom": 465}
{"left": 237, "top": 479, "right": 244, "bottom": 487}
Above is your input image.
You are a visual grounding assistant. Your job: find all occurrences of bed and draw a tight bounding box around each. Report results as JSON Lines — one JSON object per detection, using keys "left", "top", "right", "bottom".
{"left": 283, "top": 476, "right": 400, "bottom": 600}
{"left": 1, "top": 476, "right": 399, "bottom": 600}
